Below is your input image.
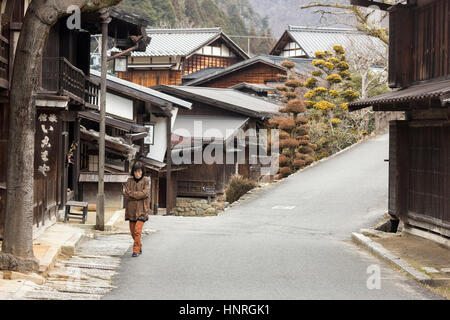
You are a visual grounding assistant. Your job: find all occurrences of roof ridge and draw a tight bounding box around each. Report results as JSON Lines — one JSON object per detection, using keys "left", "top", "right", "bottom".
{"left": 146, "top": 27, "right": 222, "bottom": 34}
{"left": 288, "top": 25, "right": 360, "bottom": 33}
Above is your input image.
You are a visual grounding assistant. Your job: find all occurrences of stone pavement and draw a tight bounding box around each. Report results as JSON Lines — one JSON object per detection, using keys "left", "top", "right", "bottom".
{"left": 362, "top": 230, "right": 450, "bottom": 299}
{"left": 0, "top": 209, "right": 139, "bottom": 300}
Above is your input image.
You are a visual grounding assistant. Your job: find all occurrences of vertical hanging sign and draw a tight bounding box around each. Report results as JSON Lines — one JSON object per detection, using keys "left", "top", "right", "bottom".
{"left": 35, "top": 111, "right": 59, "bottom": 179}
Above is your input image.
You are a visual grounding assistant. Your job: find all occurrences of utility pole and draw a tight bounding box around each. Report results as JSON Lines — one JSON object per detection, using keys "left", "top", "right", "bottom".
{"left": 228, "top": 35, "right": 275, "bottom": 57}
{"left": 97, "top": 8, "right": 111, "bottom": 231}
{"left": 166, "top": 112, "right": 173, "bottom": 215}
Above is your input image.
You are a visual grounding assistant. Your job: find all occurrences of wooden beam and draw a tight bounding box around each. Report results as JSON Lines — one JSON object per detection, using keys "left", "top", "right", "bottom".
{"left": 350, "top": 0, "right": 393, "bottom": 10}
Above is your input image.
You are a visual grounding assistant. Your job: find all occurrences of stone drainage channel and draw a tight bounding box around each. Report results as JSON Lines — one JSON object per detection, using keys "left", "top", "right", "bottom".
{"left": 24, "top": 232, "right": 142, "bottom": 300}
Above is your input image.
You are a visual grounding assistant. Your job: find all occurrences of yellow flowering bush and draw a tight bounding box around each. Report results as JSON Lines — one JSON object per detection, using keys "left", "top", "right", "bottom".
{"left": 305, "top": 78, "right": 318, "bottom": 89}
{"left": 312, "top": 59, "right": 326, "bottom": 67}
{"left": 314, "top": 101, "right": 335, "bottom": 111}
{"left": 331, "top": 118, "right": 341, "bottom": 125}
{"left": 329, "top": 90, "right": 340, "bottom": 98}
{"left": 296, "top": 43, "right": 369, "bottom": 161}
{"left": 341, "top": 89, "right": 360, "bottom": 101}
{"left": 304, "top": 91, "right": 314, "bottom": 99}
{"left": 324, "top": 62, "right": 335, "bottom": 70}
{"left": 337, "top": 61, "right": 350, "bottom": 70}
{"left": 339, "top": 70, "right": 351, "bottom": 79}
{"left": 313, "top": 87, "right": 328, "bottom": 95}
{"left": 314, "top": 51, "right": 326, "bottom": 58}
{"left": 333, "top": 45, "right": 345, "bottom": 54}
{"left": 339, "top": 103, "right": 349, "bottom": 111}
{"left": 327, "top": 57, "right": 340, "bottom": 64}
{"left": 326, "top": 74, "right": 343, "bottom": 84}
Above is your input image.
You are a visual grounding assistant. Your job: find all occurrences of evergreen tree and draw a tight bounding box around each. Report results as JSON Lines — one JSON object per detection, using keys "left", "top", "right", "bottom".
{"left": 269, "top": 61, "right": 314, "bottom": 178}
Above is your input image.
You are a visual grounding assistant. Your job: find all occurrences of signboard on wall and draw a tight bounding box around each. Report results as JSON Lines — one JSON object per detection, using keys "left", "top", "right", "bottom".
{"left": 34, "top": 111, "right": 60, "bottom": 179}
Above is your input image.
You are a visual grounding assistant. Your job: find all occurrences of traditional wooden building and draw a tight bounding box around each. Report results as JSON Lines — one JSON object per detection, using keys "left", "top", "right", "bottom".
{"left": 270, "top": 25, "right": 386, "bottom": 59}
{"left": 349, "top": 0, "right": 450, "bottom": 238}
{"left": 80, "top": 70, "right": 191, "bottom": 213}
{"left": 183, "top": 55, "right": 313, "bottom": 89}
{"left": 0, "top": 1, "right": 148, "bottom": 238}
{"left": 154, "top": 85, "right": 281, "bottom": 203}
{"left": 117, "top": 28, "right": 250, "bottom": 87}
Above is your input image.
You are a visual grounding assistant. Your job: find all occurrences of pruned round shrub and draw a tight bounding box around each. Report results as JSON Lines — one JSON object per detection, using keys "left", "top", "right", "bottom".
{"left": 285, "top": 99, "right": 306, "bottom": 114}
{"left": 279, "top": 138, "right": 300, "bottom": 148}
{"left": 279, "top": 155, "right": 290, "bottom": 167}
{"left": 279, "top": 130, "right": 290, "bottom": 140}
{"left": 279, "top": 167, "right": 293, "bottom": 177}
{"left": 285, "top": 80, "right": 303, "bottom": 88}
{"left": 278, "top": 118, "right": 296, "bottom": 130}
{"left": 225, "top": 175, "right": 257, "bottom": 204}
{"left": 283, "top": 91, "right": 298, "bottom": 99}
{"left": 281, "top": 60, "right": 296, "bottom": 69}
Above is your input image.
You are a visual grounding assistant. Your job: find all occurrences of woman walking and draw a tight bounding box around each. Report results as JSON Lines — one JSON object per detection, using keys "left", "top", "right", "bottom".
{"left": 124, "top": 162, "right": 151, "bottom": 258}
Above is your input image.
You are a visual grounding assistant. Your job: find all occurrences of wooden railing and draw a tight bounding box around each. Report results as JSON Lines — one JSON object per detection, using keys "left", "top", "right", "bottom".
{"left": 41, "top": 57, "right": 99, "bottom": 108}
{"left": 85, "top": 78, "right": 99, "bottom": 107}
{"left": 0, "top": 35, "right": 9, "bottom": 89}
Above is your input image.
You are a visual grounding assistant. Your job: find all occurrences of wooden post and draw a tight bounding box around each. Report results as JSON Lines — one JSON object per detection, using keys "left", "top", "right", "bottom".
{"left": 166, "top": 114, "right": 172, "bottom": 215}
{"left": 73, "top": 116, "right": 80, "bottom": 200}
{"left": 96, "top": 9, "right": 111, "bottom": 231}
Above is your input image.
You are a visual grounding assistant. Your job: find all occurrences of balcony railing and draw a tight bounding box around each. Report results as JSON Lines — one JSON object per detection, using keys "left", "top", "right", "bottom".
{"left": 0, "top": 35, "right": 9, "bottom": 90}
{"left": 41, "top": 57, "right": 99, "bottom": 109}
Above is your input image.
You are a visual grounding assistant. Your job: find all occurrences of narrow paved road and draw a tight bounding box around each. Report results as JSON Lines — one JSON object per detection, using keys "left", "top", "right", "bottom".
{"left": 106, "top": 134, "right": 439, "bottom": 300}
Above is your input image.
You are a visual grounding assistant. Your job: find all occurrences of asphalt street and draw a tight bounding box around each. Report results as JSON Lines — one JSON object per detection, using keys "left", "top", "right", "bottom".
{"left": 105, "top": 134, "right": 439, "bottom": 300}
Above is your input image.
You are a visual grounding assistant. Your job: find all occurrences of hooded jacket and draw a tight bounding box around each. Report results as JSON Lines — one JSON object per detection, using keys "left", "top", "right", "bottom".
{"left": 124, "top": 176, "right": 151, "bottom": 222}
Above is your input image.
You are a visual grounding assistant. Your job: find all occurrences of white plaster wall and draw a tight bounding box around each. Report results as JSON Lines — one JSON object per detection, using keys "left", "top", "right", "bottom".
{"left": 146, "top": 108, "right": 178, "bottom": 162}
{"left": 106, "top": 92, "right": 134, "bottom": 120}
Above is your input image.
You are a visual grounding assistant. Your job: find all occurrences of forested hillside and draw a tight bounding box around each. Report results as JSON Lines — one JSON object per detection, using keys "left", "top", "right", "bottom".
{"left": 248, "top": 0, "right": 350, "bottom": 36}
{"left": 117, "top": 0, "right": 277, "bottom": 55}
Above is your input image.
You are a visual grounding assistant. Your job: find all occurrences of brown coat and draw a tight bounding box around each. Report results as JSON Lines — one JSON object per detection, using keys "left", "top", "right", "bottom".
{"left": 124, "top": 176, "right": 151, "bottom": 222}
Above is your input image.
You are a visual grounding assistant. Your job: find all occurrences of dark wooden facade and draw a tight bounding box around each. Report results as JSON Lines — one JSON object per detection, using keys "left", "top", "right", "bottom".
{"left": 0, "top": 1, "right": 147, "bottom": 238}
{"left": 350, "top": 0, "right": 450, "bottom": 238}
{"left": 388, "top": 0, "right": 449, "bottom": 88}
{"left": 183, "top": 54, "right": 239, "bottom": 77}
{"left": 192, "top": 62, "right": 285, "bottom": 89}
{"left": 118, "top": 54, "right": 241, "bottom": 87}
{"left": 119, "top": 69, "right": 183, "bottom": 87}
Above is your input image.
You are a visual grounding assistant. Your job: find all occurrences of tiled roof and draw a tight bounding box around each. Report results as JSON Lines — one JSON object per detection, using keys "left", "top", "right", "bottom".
{"left": 182, "top": 68, "right": 225, "bottom": 81}
{"left": 90, "top": 69, "right": 192, "bottom": 109}
{"left": 349, "top": 79, "right": 450, "bottom": 111}
{"left": 156, "top": 85, "right": 282, "bottom": 119}
{"left": 271, "top": 26, "right": 387, "bottom": 58}
{"left": 130, "top": 28, "right": 248, "bottom": 58}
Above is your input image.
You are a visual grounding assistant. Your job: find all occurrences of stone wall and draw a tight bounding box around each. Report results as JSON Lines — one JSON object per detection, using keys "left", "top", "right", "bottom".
{"left": 175, "top": 197, "right": 226, "bottom": 217}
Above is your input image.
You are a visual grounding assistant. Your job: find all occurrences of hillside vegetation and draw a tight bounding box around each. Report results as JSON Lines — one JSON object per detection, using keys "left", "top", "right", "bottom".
{"left": 117, "top": 0, "right": 277, "bottom": 55}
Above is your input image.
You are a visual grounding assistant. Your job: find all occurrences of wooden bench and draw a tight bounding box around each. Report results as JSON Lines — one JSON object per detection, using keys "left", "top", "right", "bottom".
{"left": 64, "top": 201, "right": 88, "bottom": 224}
